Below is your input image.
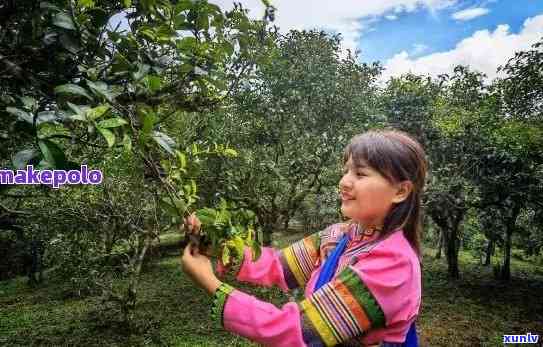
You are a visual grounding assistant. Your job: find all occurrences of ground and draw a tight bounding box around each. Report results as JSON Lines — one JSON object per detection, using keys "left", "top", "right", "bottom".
{"left": 1, "top": 231, "right": 542, "bottom": 346}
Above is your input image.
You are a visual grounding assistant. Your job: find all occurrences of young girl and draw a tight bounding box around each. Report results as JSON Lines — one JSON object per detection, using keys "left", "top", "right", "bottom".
{"left": 181, "top": 129, "right": 427, "bottom": 347}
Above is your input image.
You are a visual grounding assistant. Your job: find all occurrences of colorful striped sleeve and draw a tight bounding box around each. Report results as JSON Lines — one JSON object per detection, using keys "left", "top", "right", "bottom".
{"left": 298, "top": 266, "right": 385, "bottom": 346}
{"left": 216, "top": 266, "right": 387, "bottom": 347}
{"left": 234, "top": 230, "right": 322, "bottom": 292}
{"left": 278, "top": 232, "right": 321, "bottom": 290}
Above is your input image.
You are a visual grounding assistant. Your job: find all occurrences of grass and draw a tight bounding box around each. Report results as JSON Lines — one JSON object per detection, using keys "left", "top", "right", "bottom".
{"left": 1, "top": 231, "right": 542, "bottom": 346}
{"left": 418, "top": 247, "right": 543, "bottom": 346}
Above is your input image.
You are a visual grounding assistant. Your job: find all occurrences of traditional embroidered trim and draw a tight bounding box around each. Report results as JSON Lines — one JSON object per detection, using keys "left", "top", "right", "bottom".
{"left": 298, "top": 266, "right": 385, "bottom": 346}
{"left": 211, "top": 283, "right": 234, "bottom": 328}
{"left": 279, "top": 232, "right": 320, "bottom": 289}
{"left": 320, "top": 223, "right": 349, "bottom": 254}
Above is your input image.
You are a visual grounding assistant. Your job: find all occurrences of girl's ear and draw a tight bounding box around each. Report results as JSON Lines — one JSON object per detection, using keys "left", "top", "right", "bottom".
{"left": 392, "top": 181, "right": 413, "bottom": 204}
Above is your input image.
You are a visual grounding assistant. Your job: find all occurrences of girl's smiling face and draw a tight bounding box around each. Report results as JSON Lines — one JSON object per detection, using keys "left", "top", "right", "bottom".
{"left": 339, "top": 156, "right": 412, "bottom": 227}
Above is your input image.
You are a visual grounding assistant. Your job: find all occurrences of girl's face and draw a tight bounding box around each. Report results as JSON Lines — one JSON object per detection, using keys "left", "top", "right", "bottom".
{"left": 339, "top": 156, "right": 411, "bottom": 227}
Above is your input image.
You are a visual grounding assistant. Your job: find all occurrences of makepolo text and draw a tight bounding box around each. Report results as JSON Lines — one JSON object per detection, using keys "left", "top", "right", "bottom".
{"left": 0, "top": 165, "right": 102, "bottom": 188}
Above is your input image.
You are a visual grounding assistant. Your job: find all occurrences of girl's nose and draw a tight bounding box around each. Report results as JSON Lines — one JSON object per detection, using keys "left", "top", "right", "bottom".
{"left": 339, "top": 174, "right": 352, "bottom": 190}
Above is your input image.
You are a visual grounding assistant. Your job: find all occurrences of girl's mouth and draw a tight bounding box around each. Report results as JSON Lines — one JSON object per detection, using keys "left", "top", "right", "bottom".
{"left": 340, "top": 192, "right": 355, "bottom": 201}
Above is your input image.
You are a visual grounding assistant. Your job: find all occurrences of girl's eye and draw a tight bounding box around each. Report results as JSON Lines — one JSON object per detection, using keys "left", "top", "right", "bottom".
{"left": 356, "top": 172, "right": 365, "bottom": 177}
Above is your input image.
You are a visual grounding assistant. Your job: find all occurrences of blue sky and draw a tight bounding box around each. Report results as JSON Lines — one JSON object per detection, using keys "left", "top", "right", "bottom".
{"left": 358, "top": 0, "right": 543, "bottom": 63}
{"left": 213, "top": 0, "right": 543, "bottom": 80}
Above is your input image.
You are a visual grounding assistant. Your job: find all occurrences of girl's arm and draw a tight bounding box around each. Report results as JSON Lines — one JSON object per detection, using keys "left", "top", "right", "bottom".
{"left": 214, "top": 244, "right": 420, "bottom": 347}
{"left": 227, "top": 232, "right": 322, "bottom": 292}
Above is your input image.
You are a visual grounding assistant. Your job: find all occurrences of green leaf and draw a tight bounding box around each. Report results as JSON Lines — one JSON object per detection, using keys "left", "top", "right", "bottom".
{"left": 152, "top": 131, "right": 176, "bottom": 155}
{"left": 195, "top": 208, "right": 216, "bottom": 226}
{"left": 224, "top": 148, "right": 238, "bottom": 157}
{"left": 97, "top": 127, "right": 116, "bottom": 147}
{"left": 139, "top": 27, "right": 156, "bottom": 41}
{"left": 245, "top": 227, "right": 254, "bottom": 244}
{"left": 54, "top": 84, "right": 93, "bottom": 100}
{"left": 12, "top": 149, "right": 41, "bottom": 169}
{"left": 36, "top": 111, "right": 58, "bottom": 126}
{"left": 133, "top": 63, "right": 150, "bottom": 81}
{"left": 6, "top": 107, "right": 33, "bottom": 124}
{"left": 232, "top": 235, "right": 244, "bottom": 257}
{"left": 176, "top": 150, "right": 187, "bottom": 169}
{"left": 123, "top": 0, "right": 132, "bottom": 8}
{"left": 67, "top": 102, "right": 83, "bottom": 115}
{"left": 222, "top": 246, "right": 230, "bottom": 266}
{"left": 59, "top": 34, "right": 81, "bottom": 53}
{"left": 87, "top": 104, "right": 110, "bottom": 120}
{"left": 122, "top": 133, "right": 132, "bottom": 151}
{"left": 143, "top": 75, "right": 162, "bottom": 93}
{"left": 176, "top": 37, "right": 197, "bottom": 52}
{"left": 40, "top": 2, "right": 61, "bottom": 11}
{"left": 78, "top": 0, "right": 95, "bottom": 8}
{"left": 142, "top": 111, "right": 158, "bottom": 135}
{"left": 196, "top": 12, "right": 209, "bottom": 31}
{"left": 87, "top": 80, "right": 117, "bottom": 101}
{"left": 175, "top": 0, "right": 193, "bottom": 12}
{"left": 194, "top": 66, "right": 208, "bottom": 76}
{"left": 20, "top": 96, "right": 37, "bottom": 111}
{"left": 172, "top": 197, "right": 187, "bottom": 215}
{"left": 190, "top": 179, "right": 197, "bottom": 196}
{"left": 160, "top": 198, "right": 178, "bottom": 217}
{"left": 220, "top": 41, "right": 234, "bottom": 57}
{"left": 251, "top": 240, "right": 262, "bottom": 261}
{"left": 52, "top": 12, "right": 76, "bottom": 30}
{"left": 66, "top": 102, "right": 89, "bottom": 121}
{"left": 97, "top": 117, "right": 128, "bottom": 128}
{"left": 43, "top": 31, "right": 59, "bottom": 45}
{"left": 38, "top": 139, "right": 66, "bottom": 168}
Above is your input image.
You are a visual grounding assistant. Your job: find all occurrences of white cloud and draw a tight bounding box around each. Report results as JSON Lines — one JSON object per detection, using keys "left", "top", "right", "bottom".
{"left": 210, "top": 0, "right": 456, "bottom": 54}
{"left": 451, "top": 7, "right": 490, "bottom": 21}
{"left": 386, "top": 14, "right": 399, "bottom": 20}
{"left": 411, "top": 43, "right": 429, "bottom": 56}
{"left": 382, "top": 14, "right": 543, "bottom": 82}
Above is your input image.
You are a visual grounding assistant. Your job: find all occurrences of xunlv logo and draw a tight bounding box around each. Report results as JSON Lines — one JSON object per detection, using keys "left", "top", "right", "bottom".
{"left": 503, "top": 333, "right": 539, "bottom": 344}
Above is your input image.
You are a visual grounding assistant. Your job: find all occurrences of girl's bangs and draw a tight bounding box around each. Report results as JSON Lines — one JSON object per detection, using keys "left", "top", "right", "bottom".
{"left": 343, "top": 133, "right": 397, "bottom": 183}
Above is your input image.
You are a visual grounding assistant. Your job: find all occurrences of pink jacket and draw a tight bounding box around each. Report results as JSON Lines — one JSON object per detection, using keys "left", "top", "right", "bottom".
{"left": 215, "top": 223, "right": 421, "bottom": 346}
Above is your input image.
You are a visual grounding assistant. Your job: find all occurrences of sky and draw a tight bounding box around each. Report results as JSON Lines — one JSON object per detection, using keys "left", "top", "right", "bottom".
{"left": 210, "top": 0, "right": 543, "bottom": 82}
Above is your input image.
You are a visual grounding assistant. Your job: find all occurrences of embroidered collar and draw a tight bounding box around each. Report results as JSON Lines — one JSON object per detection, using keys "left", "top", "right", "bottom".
{"left": 349, "top": 223, "right": 383, "bottom": 243}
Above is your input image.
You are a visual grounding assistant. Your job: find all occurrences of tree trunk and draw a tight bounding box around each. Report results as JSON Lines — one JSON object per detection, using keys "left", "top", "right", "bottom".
{"left": 501, "top": 229, "right": 512, "bottom": 280}
{"left": 262, "top": 224, "right": 273, "bottom": 246}
{"left": 435, "top": 229, "right": 443, "bottom": 259}
{"left": 484, "top": 239, "right": 493, "bottom": 266}
{"left": 500, "top": 205, "right": 520, "bottom": 281}
{"left": 443, "top": 213, "right": 463, "bottom": 281}
{"left": 444, "top": 228, "right": 460, "bottom": 280}
{"left": 283, "top": 215, "right": 290, "bottom": 231}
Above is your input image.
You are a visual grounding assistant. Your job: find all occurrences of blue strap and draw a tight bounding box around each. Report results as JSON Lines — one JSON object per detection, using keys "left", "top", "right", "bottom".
{"left": 314, "top": 233, "right": 350, "bottom": 291}
{"left": 313, "top": 231, "right": 418, "bottom": 347}
{"left": 402, "top": 322, "right": 418, "bottom": 347}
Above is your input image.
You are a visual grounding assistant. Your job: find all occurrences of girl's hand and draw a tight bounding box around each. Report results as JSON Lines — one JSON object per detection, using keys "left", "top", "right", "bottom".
{"left": 183, "top": 212, "right": 201, "bottom": 236}
{"left": 181, "top": 243, "right": 222, "bottom": 295}
{"left": 182, "top": 213, "right": 212, "bottom": 256}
